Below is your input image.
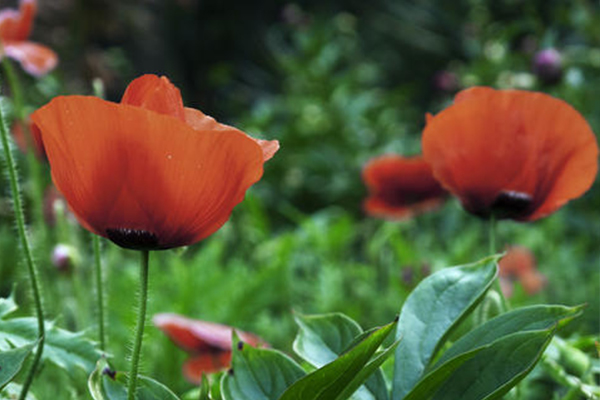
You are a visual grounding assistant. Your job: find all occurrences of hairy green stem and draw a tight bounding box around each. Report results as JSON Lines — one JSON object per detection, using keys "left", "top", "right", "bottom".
{"left": 3, "top": 59, "right": 46, "bottom": 239}
{"left": 127, "top": 250, "right": 150, "bottom": 400}
{"left": 93, "top": 235, "right": 106, "bottom": 351}
{"left": 0, "top": 82, "right": 45, "bottom": 400}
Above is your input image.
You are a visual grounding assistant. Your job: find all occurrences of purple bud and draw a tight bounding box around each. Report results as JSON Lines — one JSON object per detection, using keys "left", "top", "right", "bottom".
{"left": 533, "top": 48, "right": 563, "bottom": 84}
{"left": 52, "top": 244, "right": 73, "bottom": 272}
{"left": 433, "top": 71, "right": 459, "bottom": 92}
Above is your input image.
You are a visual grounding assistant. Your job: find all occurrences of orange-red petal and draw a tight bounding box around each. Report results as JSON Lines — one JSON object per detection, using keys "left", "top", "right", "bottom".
{"left": 31, "top": 96, "right": 264, "bottom": 249}
{"left": 184, "top": 107, "right": 279, "bottom": 162}
{"left": 362, "top": 155, "right": 446, "bottom": 220}
{"left": 422, "top": 87, "right": 598, "bottom": 221}
{"left": 121, "top": 74, "right": 185, "bottom": 121}
{"left": 183, "top": 352, "right": 232, "bottom": 384}
{"left": 0, "top": 0, "right": 35, "bottom": 42}
{"left": 2, "top": 41, "right": 57, "bottom": 76}
{"left": 153, "top": 313, "right": 265, "bottom": 353}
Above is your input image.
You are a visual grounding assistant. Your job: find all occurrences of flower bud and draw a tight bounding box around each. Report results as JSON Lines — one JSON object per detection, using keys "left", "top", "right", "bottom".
{"left": 51, "top": 244, "right": 77, "bottom": 272}
{"left": 532, "top": 48, "right": 563, "bottom": 84}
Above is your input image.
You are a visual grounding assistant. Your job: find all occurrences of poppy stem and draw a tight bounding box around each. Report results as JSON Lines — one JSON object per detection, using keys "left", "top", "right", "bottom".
{"left": 93, "top": 235, "right": 106, "bottom": 351}
{"left": 2, "top": 58, "right": 46, "bottom": 239}
{"left": 0, "top": 83, "right": 45, "bottom": 400}
{"left": 488, "top": 214, "right": 509, "bottom": 311}
{"left": 488, "top": 214, "right": 496, "bottom": 254}
{"left": 127, "top": 250, "right": 150, "bottom": 400}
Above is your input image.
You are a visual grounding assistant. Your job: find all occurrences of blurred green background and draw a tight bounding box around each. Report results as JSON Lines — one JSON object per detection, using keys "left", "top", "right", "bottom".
{"left": 0, "top": 0, "right": 599, "bottom": 397}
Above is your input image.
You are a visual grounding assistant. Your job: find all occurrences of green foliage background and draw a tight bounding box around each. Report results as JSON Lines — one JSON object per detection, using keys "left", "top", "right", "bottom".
{"left": 0, "top": 0, "right": 598, "bottom": 398}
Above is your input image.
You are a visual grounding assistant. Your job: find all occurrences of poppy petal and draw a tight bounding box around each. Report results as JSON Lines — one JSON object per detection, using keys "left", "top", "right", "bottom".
{"left": 183, "top": 352, "right": 232, "bottom": 384}
{"left": 3, "top": 41, "right": 57, "bottom": 76}
{"left": 31, "top": 96, "right": 264, "bottom": 249}
{"left": 362, "top": 155, "right": 446, "bottom": 220}
{"left": 0, "top": 0, "right": 35, "bottom": 42}
{"left": 153, "top": 313, "right": 265, "bottom": 353}
{"left": 422, "top": 87, "right": 598, "bottom": 221}
{"left": 184, "top": 107, "right": 279, "bottom": 162}
{"left": 121, "top": 74, "right": 186, "bottom": 121}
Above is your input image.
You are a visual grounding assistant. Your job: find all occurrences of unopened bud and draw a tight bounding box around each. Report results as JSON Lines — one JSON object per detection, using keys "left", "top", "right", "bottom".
{"left": 533, "top": 48, "right": 563, "bottom": 84}
{"left": 51, "top": 244, "right": 77, "bottom": 272}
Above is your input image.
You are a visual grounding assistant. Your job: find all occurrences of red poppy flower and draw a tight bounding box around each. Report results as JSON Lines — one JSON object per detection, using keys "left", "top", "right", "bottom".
{"left": 362, "top": 155, "right": 447, "bottom": 219}
{"left": 31, "top": 74, "right": 279, "bottom": 250}
{"left": 422, "top": 87, "right": 598, "bottom": 221}
{"left": 153, "top": 313, "right": 267, "bottom": 384}
{"left": 498, "top": 246, "right": 546, "bottom": 297}
{"left": 0, "top": 0, "right": 57, "bottom": 76}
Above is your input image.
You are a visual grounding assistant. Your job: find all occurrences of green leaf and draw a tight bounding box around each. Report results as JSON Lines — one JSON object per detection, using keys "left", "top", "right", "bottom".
{"left": 336, "top": 339, "right": 400, "bottom": 400}
{"left": 293, "top": 313, "right": 389, "bottom": 400}
{"left": 0, "top": 317, "right": 102, "bottom": 376}
{"left": 435, "top": 304, "right": 582, "bottom": 367}
{"left": 391, "top": 256, "right": 498, "bottom": 400}
{"left": 431, "top": 328, "right": 556, "bottom": 400}
{"left": 279, "top": 319, "right": 397, "bottom": 400}
{"left": 88, "top": 358, "right": 180, "bottom": 400}
{"left": 221, "top": 340, "right": 306, "bottom": 400}
{"left": 0, "top": 382, "right": 38, "bottom": 400}
{"left": 0, "top": 342, "right": 36, "bottom": 389}
{"left": 403, "top": 304, "right": 582, "bottom": 400}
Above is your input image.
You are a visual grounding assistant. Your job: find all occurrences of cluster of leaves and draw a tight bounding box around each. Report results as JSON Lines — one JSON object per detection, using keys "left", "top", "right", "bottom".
{"left": 42, "top": 256, "right": 591, "bottom": 400}
{"left": 0, "top": 291, "right": 102, "bottom": 399}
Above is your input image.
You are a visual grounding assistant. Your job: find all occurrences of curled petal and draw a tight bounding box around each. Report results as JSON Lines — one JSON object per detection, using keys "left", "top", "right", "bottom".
{"left": 3, "top": 41, "right": 57, "bottom": 76}
{"left": 32, "top": 96, "right": 264, "bottom": 249}
{"left": 422, "top": 87, "right": 598, "bottom": 221}
{"left": 184, "top": 107, "right": 279, "bottom": 162}
{"left": 0, "top": 0, "right": 35, "bottom": 42}
{"left": 121, "top": 74, "right": 185, "bottom": 121}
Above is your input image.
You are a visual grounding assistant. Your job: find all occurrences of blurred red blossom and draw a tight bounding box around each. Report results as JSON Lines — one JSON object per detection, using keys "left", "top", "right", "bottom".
{"left": 498, "top": 246, "right": 546, "bottom": 297}
{"left": 153, "top": 313, "right": 267, "bottom": 384}
{"left": 423, "top": 87, "right": 598, "bottom": 221}
{"left": 0, "top": 0, "right": 57, "bottom": 76}
{"left": 11, "top": 116, "right": 45, "bottom": 158}
{"left": 362, "top": 155, "right": 447, "bottom": 220}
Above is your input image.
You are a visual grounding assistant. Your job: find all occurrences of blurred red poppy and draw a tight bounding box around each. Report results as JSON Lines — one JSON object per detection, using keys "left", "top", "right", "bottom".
{"left": 153, "top": 313, "right": 267, "bottom": 384}
{"left": 362, "top": 155, "right": 446, "bottom": 219}
{"left": 422, "top": 87, "right": 598, "bottom": 221}
{"left": 0, "top": 0, "right": 57, "bottom": 76}
{"left": 498, "top": 246, "right": 546, "bottom": 297}
{"left": 31, "top": 74, "right": 278, "bottom": 250}
{"left": 11, "top": 116, "right": 45, "bottom": 158}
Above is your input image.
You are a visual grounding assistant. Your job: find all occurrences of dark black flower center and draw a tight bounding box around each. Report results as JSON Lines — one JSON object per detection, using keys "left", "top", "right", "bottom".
{"left": 106, "top": 228, "right": 159, "bottom": 250}
{"left": 490, "top": 190, "right": 533, "bottom": 220}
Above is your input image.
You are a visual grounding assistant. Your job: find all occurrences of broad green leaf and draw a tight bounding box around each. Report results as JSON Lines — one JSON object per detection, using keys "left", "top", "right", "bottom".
{"left": 221, "top": 340, "right": 306, "bottom": 400}
{"left": 336, "top": 339, "right": 400, "bottom": 400}
{"left": 0, "top": 293, "right": 102, "bottom": 376}
{"left": 88, "top": 358, "right": 179, "bottom": 400}
{"left": 279, "top": 319, "right": 397, "bottom": 400}
{"left": 0, "top": 382, "right": 38, "bottom": 400}
{"left": 435, "top": 304, "right": 582, "bottom": 367}
{"left": 0, "top": 317, "right": 102, "bottom": 376}
{"left": 293, "top": 313, "right": 389, "bottom": 400}
{"left": 0, "top": 342, "right": 35, "bottom": 389}
{"left": 403, "top": 304, "right": 582, "bottom": 400}
{"left": 391, "top": 256, "right": 498, "bottom": 400}
{"left": 431, "top": 328, "right": 556, "bottom": 400}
